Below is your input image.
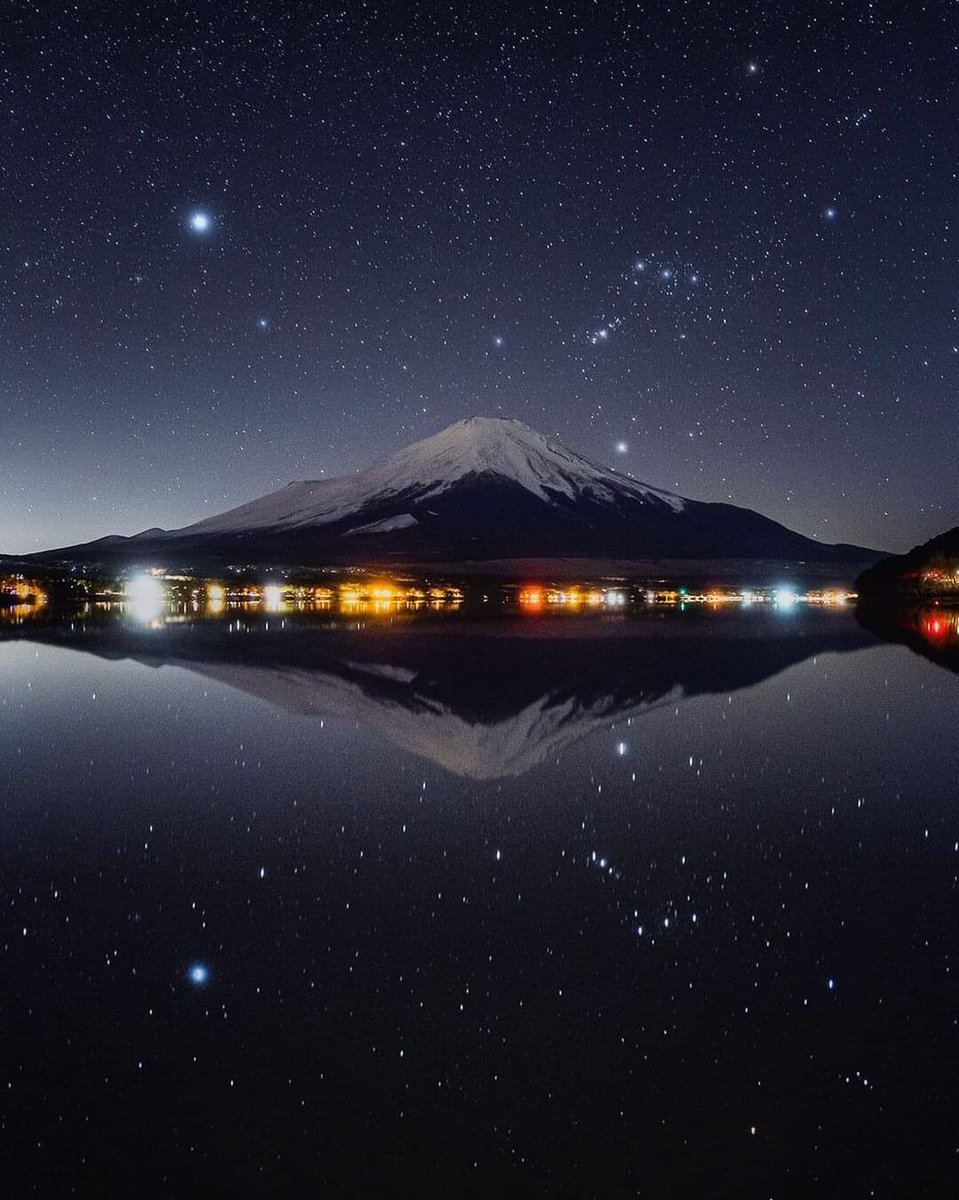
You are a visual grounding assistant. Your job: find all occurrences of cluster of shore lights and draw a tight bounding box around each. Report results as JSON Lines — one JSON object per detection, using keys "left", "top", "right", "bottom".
{"left": 670, "top": 587, "right": 853, "bottom": 606}
{"left": 517, "top": 586, "right": 854, "bottom": 609}
{"left": 519, "top": 588, "right": 627, "bottom": 608}
{"left": 122, "top": 575, "right": 464, "bottom": 616}
{"left": 0, "top": 577, "right": 48, "bottom": 605}
{"left": 0, "top": 578, "right": 48, "bottom": 624}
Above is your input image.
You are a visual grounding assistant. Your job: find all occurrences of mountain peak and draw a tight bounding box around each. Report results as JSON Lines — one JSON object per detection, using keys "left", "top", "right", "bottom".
{"left": 364, "top": 415, "right": 678, "bottom": 508}
{"left": 404, "top": 415, "right": 549, "bottom": 455}
{"left": 444, "top": 415, "right": 536, "bottom": 437}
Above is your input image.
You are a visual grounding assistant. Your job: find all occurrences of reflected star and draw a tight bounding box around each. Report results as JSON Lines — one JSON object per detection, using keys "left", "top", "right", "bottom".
{"left": 188, "top": 962, "right": 210, "bottom": 985}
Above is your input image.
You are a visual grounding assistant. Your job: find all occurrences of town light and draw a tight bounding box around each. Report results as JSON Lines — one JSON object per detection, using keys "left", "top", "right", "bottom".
{"left": 125, "top": 574, "right": 166, "bottom": 621}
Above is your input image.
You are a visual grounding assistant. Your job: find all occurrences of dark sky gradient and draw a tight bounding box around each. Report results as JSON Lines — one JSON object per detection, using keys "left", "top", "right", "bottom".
{"left": 2, "top": 1, "right": 956, "bottom": 554}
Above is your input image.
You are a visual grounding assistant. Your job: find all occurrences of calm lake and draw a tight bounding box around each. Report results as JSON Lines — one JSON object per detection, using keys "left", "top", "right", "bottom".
{"left": 0, "top": 604, "right": 954, "bottom": 1196}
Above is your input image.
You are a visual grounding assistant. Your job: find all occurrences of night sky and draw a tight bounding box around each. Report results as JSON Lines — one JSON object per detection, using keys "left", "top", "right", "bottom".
{"left": 2, "top": 1, "right": 956, "bottom": 555}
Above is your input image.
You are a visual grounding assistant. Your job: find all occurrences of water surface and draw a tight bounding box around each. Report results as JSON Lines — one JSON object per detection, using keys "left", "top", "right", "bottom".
{"left": 0, "top": 605, "right": 954, "bottom": 1195}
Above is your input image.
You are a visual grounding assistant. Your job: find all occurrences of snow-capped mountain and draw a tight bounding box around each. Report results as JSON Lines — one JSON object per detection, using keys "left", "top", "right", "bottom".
{"left": 176, "top": 416, "right": 686, "bottom": 537}
{"left": 32, "top": 416, "right": 882, "bottom": 571}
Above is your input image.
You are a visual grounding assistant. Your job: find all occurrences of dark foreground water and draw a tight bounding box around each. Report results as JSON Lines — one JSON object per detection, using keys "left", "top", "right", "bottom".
{"left": 0, "top": 604, "right": 955, "bottom": 1197}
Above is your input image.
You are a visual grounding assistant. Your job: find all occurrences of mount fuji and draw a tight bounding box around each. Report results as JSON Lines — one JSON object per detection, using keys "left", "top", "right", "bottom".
{"left": 30, "top": 417, "right": 882, "bottom": 575}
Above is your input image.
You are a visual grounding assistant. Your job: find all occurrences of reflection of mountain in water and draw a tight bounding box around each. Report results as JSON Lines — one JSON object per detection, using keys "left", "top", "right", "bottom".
{"left": 6, "top": 613, "right": 876, "bottom": 778}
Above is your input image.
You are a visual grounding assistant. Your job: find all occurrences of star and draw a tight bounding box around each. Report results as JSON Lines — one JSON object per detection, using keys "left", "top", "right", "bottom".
{"left": 492, "top": 335, "right": 504, "bottom": 347}
{"left": 824, "top": 206, "right": 839, "bottom": 220}
{"left": 257, "top": 317, "right": 269, "bottom": 329}
{"left": 188, "top": 962, "right": 210, "bottom": 985}
{"left": 188, "top": 211, "right": 212, "bottom": 233}
{"left": 615, "top": 441, "right": 629, "bottom": 454}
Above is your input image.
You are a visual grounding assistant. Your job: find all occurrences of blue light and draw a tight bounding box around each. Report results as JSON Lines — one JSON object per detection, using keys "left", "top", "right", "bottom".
{"left": 188, "top": 211, "right": 212, "bottom": 233}
{"left": 188, "top": 962, "right": 210, "bottom": 985}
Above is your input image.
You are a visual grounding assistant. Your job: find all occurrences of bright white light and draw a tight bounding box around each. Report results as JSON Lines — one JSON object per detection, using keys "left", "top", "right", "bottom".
{"left": 189, "top": 211, "right": 212, "bottom": 233}
{"left": 615, "top": 440, "right": 629, "bottom": 454}
{"left": 775, "top": 587, "right": 798, "bottom": 609}
{"left": 263, "top": 584, "right": 284, "bottom": 610}
{"left": 188, "top": 962, "right": 210, "bottom": 985}
{"left": 126, "top": 574, "right": 165, "bottom": 620}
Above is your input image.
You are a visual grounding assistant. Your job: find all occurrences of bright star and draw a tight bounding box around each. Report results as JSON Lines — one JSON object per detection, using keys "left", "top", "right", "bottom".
{"left": 615, "top": 441, "right": 628, "bottom": 454}
{"left": 824, "top": 206, "right": 838, "bottom": 220}
{"left": 660, "top": 268, "right": 673, "bottom": 281}
{"left": 188, "top": 962, "right": 210, "bottom": 985}
{"left": 188, "top": 211, "right": 212, "bottom": 233}
{"left": 257, "top": 317, "right": 269, "bottom": 329}
{"left": 493, "top": 335, "right": 504, "bottom": 347}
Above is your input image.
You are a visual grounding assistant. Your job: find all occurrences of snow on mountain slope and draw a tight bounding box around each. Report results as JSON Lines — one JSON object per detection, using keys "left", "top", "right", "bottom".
{"left": 169, "top": 417, "right": 684, "bottom": 538}
{"left": 346, "top": 513, "right": 419, "bottom": 536}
